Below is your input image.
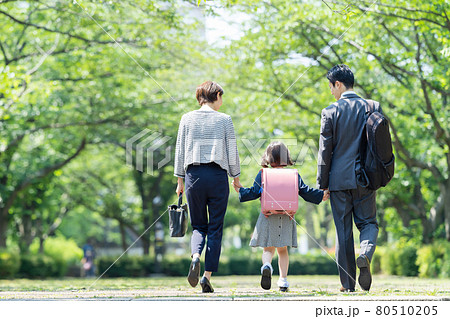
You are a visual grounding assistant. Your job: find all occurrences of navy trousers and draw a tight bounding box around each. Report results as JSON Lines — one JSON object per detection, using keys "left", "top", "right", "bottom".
{"left": 330, "top": 184, "right": 378, "bottom": 290}
{"left": 185, "top": 163, "right": 229, "bottom": 272}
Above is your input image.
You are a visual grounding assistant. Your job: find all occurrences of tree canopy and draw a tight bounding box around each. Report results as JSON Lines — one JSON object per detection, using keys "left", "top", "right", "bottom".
{"left": 1, "top": 0, "right": 449, "bottom": 256}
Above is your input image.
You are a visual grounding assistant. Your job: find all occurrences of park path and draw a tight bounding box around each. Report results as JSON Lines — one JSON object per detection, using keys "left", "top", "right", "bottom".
{"left": 1, "top": 288, "right": 449, "bottom": 301}
{"left": 1, "top": 275, "right": 449, "bottom": 300}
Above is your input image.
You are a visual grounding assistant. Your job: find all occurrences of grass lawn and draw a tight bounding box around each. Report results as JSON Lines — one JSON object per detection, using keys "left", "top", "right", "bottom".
{"left": 1, "top": 275, "right": 449, "bottom": 300}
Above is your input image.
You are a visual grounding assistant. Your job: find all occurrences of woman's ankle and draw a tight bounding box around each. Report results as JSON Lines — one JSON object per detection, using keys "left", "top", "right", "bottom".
{"left": 203, "top": 271, "right": 212, "bottom": 280}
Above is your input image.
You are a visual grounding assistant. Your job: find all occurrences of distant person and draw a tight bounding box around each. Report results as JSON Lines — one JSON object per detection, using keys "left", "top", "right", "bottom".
{"left": 174, "top": 81, "right": 242, "bottom": 293}
{"left": 233, "top": 141, "right": 327, "bottom": 291}
{"left": 317, "top": 64, "right": 380, "bottom": 292}
{"left": 82, "top": 242, "right": 96, "bottom": 277}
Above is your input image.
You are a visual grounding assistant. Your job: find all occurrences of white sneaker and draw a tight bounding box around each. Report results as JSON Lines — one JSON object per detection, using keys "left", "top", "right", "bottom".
{"left": 277, "top": 277, "right": 289, "bottom": 292}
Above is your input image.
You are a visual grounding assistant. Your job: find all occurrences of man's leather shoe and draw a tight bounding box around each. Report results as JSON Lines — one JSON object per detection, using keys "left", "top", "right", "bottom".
{"left": 187, "top": 257, "right": 200, "bottom": 287}
{"left": 340, "top": 286, "right": 355, "bottom": 292}
{"left": 200, "top": 276, "right": 214, "bottom": 293}
{"left": 357, "top": 254, "right": 372, "bottom": 291}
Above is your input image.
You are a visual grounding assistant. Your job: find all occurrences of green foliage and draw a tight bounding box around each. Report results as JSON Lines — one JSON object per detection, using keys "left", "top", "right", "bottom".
{"left": 379, "top": 240, "right": 419, "bottom": 277}
{"left": 97, "top": 256, "right": 155, "bottom": 277}
{"left": 219, "top": 0, "right": 450, "bottom": 244}
{"left": 416, "top": 241, "right": 450, "bottom": 278}
{"left": 370, "top": 247, "right": 383, "bottom": 274}
{"left": 162, "top": 257, "right": 192, "bottom": 276}
{"left": 1, "top": 0, "right": 449, "bottom": 261}
{"left": 0, "top": 249, "right": 21, "bottom": 278}
{"left": 29, "top": 236, "right": 83, "bottom": 277}
{"left": 0, "top": 0, "right": 208, "bottom": 252}
{"left": 18, "top": 254, "right": 60, "bottom": 278}
{"left": 288, "top": 254, "right": 338, "bottom": 276}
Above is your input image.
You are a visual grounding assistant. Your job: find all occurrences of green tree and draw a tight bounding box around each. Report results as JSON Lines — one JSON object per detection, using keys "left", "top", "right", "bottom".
{"left": 0, "top": 0, "right": 207, "bottom": 249}
{"left": 214, "top": 0, "right": 449, "bottom": 243}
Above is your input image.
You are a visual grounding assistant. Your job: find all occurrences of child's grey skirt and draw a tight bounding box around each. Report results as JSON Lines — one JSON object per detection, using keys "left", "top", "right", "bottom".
{"left": 249, "top": 212, "right": 298, "bottom": 248}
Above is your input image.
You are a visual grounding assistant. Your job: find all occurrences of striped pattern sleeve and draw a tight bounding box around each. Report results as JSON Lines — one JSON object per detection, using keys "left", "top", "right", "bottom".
{"left": 174, "top": 115, "right": 186, "bottom": 178}
{"left": 226, "top": 115, "right": 241, "bottom": 177}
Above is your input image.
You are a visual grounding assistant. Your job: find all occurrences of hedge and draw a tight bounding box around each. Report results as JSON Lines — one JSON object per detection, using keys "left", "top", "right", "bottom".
{"left": 374, "top": 240, "right": 450, "bottom": 278}
{"left": 0, "top": 249, "right": 21, "bottom": 278}
{"left": 18, "top": 254, "right": 61, "bottom": 278}
{"left": 2, "top": 242, "right": 450, "bottom": 278}
{"left": 95, "top": 253, "right": 338, "bottom": 277}
{"left": 416, "top": 241, "right": 450, "bottom": 278}
{"left": 377, "top": 240, "right": 419, "bottom": 277}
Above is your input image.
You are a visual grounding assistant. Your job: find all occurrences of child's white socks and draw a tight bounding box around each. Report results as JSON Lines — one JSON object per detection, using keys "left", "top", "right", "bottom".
{"left": 277, "top": 277, "right": 289, "bottom": 288}
{"left": 261, "top": 262, "right": 273, "bottom": 274}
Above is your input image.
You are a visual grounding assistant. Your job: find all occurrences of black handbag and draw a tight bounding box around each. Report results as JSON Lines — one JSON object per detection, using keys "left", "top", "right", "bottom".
{"left": 168, "top": 193, "right": 188, "bottom": 237}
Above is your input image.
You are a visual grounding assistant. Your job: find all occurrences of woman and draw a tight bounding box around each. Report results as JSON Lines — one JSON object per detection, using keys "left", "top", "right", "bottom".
{"left": 174, "top": 81, "right": 242, "bottom": 293}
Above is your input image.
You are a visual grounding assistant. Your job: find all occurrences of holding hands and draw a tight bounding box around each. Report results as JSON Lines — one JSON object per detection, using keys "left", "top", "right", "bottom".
{"left": 232, "top": 177, "right": 242, "bottom": 193}
{"left": 322, "top": 189, "right": 330, "bottom": 201}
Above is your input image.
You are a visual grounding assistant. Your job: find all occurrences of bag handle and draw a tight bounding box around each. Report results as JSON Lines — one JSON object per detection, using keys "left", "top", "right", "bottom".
{"left": 178, "top": 192, "right": 183, "bottom": 207}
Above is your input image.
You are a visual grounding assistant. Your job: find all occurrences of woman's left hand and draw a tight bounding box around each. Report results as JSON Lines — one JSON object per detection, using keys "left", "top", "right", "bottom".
{"left": 176, "top": 177, "right": 184, "bottom": 196}
{"left": 231, "top": 177, "right": 242, "bottom": 193}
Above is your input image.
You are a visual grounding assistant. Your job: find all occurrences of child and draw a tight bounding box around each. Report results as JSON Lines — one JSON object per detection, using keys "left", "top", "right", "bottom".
{"left": 232, "top": 141, "right": 328, "bottom": 291}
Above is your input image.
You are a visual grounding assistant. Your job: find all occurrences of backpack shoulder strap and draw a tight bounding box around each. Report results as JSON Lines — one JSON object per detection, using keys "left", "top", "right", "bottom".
{"left": 365, "top": 99, "right": 381, "bottom": 114}
{"left": 365, "top": 99, "right": 374, "bottom": 114}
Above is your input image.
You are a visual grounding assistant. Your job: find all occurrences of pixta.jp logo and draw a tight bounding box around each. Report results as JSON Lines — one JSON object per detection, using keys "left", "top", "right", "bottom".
{"left": 126, "top": 129, "right": 172, "bottom": 175}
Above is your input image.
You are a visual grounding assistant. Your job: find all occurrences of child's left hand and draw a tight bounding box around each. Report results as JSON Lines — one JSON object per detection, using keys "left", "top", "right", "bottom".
{"left": 322, "top": 189, "right": 330, "bottom": 201}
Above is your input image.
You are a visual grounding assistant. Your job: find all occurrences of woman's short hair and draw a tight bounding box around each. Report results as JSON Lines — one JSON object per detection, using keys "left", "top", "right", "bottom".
{"left": 261, "top": 141, "right": 295, "bottom": 168}
{"left": 196, "top": 81, "right": 224, "bottom": 105}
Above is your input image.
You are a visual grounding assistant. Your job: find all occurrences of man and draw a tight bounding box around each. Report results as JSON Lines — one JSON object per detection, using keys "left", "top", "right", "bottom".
{"left": 317, "top": 64, "right": 379, "bottom": 292}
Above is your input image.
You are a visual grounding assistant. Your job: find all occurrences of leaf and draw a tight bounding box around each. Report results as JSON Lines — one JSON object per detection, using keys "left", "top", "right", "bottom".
{"left": 440, "top": 47, "right": 450, "bottom": 57}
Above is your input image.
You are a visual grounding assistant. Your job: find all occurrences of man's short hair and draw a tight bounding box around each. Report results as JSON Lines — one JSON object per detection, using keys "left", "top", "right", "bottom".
{"left": 327, "top": 64, "right": 354, "bottom": 88}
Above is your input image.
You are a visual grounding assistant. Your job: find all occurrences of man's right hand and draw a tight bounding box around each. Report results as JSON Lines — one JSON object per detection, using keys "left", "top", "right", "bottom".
{"left": 322, "top": 189, "right": 330, "bottom": 201}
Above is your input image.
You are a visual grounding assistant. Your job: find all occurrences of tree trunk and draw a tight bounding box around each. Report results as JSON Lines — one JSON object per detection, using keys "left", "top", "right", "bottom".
{"left": 151, "top": 174, "right": 162, "bottom": 258}
{"left": 377, "top": 209, "right": 388, "bottom": 245}
{"left": 19, "top": 213, "right": 33, "bottom": 254}
{"left": 119, "top": 221, "right": 127, "bottom": 253}
{"left": 0, "top": 208, "right": 8, "bottom": 248}
{"left": 142, "top": 200, "right": 151, "bottom": 256}
{"left": 39, "top": 237, "right": 45, "bottom": 254}
{"left": 133, "top": 170, "right": 151, "bottom": 255}
{"left": 445, "top": 179, "right": 450, "bottom": 241}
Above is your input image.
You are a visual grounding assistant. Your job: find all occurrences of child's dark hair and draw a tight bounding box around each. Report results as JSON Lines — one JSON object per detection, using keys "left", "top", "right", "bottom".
{"left": 261, "top": 141, "right": 295, "bottom": 168}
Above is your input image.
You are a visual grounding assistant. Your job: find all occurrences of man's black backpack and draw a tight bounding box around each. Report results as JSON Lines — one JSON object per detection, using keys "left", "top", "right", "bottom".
{"left": 358, "top": 100, "right": 395, "bottom": 190}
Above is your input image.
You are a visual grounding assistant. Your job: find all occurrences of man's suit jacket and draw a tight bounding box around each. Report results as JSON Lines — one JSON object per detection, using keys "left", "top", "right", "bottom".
{"left": 317, "top": 92, "right": 381, "bottom": 191}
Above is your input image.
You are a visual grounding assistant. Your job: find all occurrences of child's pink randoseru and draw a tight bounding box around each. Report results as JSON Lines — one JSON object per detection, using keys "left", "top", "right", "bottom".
{"left": 261, "top": 168, "right": 299, "bottom": 216}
